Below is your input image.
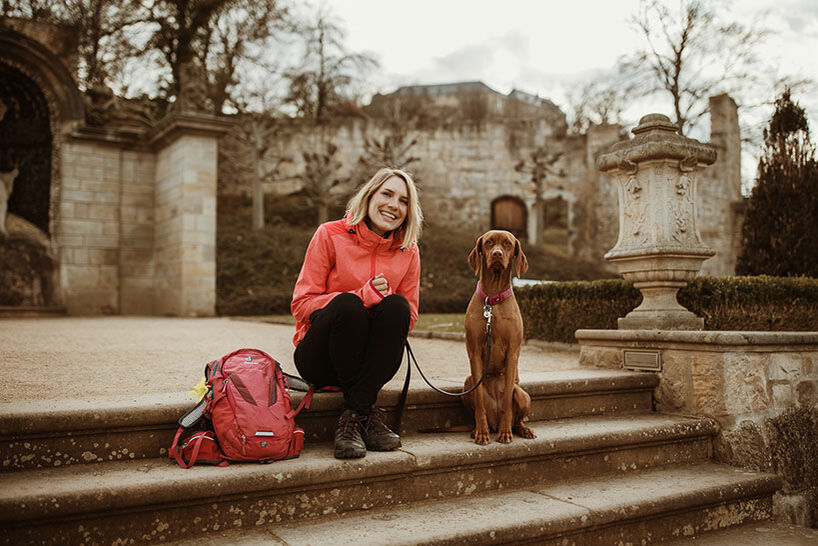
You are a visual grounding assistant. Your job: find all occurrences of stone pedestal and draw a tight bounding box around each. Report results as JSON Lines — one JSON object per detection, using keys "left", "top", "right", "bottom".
{"left": 597, "top": 114, "right": 716, "bottom": 330}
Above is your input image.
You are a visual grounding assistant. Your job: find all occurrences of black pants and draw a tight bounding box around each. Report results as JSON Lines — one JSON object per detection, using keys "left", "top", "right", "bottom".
{"left": 294, "top": 292, "right": 410, "bottom": 414}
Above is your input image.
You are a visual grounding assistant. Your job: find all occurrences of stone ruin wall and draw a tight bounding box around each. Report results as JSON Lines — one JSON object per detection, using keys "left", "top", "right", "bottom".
{"left": 240, "top": 103, "right": 742, "bottom": 276}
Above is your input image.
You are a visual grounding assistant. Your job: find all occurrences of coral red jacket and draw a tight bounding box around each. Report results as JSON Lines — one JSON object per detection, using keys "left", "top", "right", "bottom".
{"left": 291, "top": 218, "right": 420, "bottom": 346}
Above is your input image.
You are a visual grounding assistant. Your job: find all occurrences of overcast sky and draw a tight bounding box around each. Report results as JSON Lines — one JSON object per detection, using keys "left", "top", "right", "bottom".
{"left": 324, "top": 0, "right": 818, "bottom": 138}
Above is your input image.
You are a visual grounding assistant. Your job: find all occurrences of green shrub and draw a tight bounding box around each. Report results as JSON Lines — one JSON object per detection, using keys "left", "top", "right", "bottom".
{"left": 679, "top": 276, "right": 818, "bottom": 331}
{"left": 217, "top": 217, "right": 314, "bottom": 316}
{"left": 518, "top": 276, "right": 818, "bottom": 343}
{"left": 517, "top": 280, "right": 641, "bottom": 342}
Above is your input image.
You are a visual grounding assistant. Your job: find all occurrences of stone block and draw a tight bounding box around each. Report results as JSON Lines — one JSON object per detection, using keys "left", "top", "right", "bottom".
{"left": 120, "top": 278, "right": 154, "bottom": 315}
{"left": 691, "top": 353, "right": 727, "bottom": 416}
{"left": 724, "top": 353, "right": 770, "bottom": 415}
{"left": 87, "top": 204, "right": 118, "bottom": 221}
{"left": 99, "top": 265, "right": 118, "bottom": 287}
{"left": 772, "top": 383, "right": 795, "bottom": 409}
{"left": 795, "top": 381, "right": 817, "bottom": 407}
{"left": 62, "top": 264, "right": 99, "bottom": 287}
{"left": 65, "top": 247, "right": 89, "bottom": 265}
{"left": 84, "top": 234, "right": 120, "bottom": 248}
{"left": 656, "top": 350, "right": 694, "bottom": 413}
{"left": 578, "top": 346, "right": 620, "bottom": 369}
{"left": 87, "top": 248, "right": 118, "bottom": 266}
{"left": 715, "top": 419, "right": 770, "bottom": 472}
{"left": 61, "top": 189, "right": 95, "bottom": 203}
{"left": 60, "top": 219, "right": 103, "bottom": 236}
{"left": 773, "top": 492, "right": 813, "bottom": 527}
{"left": 769, "top": 354, "right": 804, "bottom": 381}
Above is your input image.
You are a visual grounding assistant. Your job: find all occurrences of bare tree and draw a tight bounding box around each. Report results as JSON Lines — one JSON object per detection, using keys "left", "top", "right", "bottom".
{"left": 514, "top": 148, "right": 564, "bottom": 245}
{"left": 284, "top": 9, "right": 377, "bottom": 123}
{"left": 144, "top": 0, "right": 230, "bottom": 106}
{"left": 198, "top": 0, "right": 289, "bottom": 114}
{"left": 566, "top": 75, "right": 633, "bottom": 134}
{"left": 295, "top": 141, "right": 346, "bottom": 225}
{"left": 620, "top": 0, "right": 768, "bottom": 135}
{"left": 357, "top": 132, "right": 419, "bottom": 174}
{"left": 2, "top": 0, "right": 147, "bottom": 90}
{"left": 220, "top": 112, "right": 291, "bottom": 229}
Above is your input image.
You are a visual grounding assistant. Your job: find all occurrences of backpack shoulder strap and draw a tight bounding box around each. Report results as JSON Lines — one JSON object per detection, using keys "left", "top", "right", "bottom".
{"left": 286, "top": 385, "right": 314, "bottom": 419}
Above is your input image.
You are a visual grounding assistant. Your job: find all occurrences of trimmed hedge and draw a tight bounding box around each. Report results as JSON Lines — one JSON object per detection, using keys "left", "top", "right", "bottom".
{"left": 517, "top": 276, "right": 818, "bottom": 343}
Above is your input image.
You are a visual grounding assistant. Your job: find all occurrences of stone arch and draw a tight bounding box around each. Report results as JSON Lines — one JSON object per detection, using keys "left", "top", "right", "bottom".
{"left": 491, "top": 195, "right": 527, "bottom": 239}
{"left": 1, "top": 29, "right": 85, "bottom": 306}
{"left": 1, "top": 61, "right": 53, "bottom": 233}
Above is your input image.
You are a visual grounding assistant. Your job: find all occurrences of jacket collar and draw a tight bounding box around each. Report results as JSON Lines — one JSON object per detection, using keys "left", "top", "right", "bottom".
{"left": 344, "top": 217, "right": 401, "bottom": 250}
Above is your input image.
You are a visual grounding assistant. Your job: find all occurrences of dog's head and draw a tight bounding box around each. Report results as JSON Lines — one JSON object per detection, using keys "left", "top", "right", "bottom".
{"left": 468, "top": 230, "right": 528, "bottom": 278}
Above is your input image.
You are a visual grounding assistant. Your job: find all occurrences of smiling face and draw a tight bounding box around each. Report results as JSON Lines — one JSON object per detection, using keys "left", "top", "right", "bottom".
{"left": 367, "top": 175, "right": 408, "bottom": 235}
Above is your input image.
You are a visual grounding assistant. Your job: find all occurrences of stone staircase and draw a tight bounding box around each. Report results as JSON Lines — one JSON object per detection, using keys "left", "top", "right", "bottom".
{"left": 0, "top": 368, "right": 784, "bottom": 545}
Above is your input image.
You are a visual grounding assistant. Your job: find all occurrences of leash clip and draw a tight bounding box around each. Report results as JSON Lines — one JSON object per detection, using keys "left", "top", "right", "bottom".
{"left": 483, "top": 303, "right": 493, "bottom": 332}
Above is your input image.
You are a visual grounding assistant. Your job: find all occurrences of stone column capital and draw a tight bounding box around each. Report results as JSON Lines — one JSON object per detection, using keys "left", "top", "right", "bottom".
{"left": 148, "top": 112, "right": 234, "bottom": 151}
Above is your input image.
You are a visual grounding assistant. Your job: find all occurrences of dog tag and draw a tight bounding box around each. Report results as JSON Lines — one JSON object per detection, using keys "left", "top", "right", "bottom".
{"left": 483, "top": 305, "right": 492, "bottom": 319}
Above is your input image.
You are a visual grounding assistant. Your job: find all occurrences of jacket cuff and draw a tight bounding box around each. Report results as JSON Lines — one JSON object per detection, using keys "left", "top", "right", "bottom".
{"left": 359, "top": 279, "right": 386, "bottom": 308}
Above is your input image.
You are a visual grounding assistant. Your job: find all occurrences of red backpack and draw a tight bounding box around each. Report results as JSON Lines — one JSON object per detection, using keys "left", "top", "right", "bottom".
{"left": 170, "top": 348, "right": 312, "bottom": 468}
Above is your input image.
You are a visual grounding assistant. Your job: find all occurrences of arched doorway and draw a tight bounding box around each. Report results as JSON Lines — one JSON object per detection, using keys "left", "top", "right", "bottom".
{"left": 0, "top": 61, "right": 53, "bottom": 234}
{"left": 491, "top": 195, "right": 527, "bottom": 239}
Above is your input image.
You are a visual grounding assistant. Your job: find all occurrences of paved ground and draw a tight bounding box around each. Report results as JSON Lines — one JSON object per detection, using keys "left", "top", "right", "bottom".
{"left": 0, "top": 316, "right": 580, "bottom": 402}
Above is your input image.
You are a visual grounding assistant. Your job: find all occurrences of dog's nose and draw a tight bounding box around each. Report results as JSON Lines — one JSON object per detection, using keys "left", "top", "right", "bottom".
{"left": 491, "top": 248, "right": 503, "bottom": 257}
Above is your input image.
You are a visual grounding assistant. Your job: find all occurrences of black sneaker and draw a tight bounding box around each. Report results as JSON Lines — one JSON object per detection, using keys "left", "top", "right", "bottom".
{"left": 361, "top": 409, "right": 401, "bottom": 451}
{"left": 334, "top": 409, "right": 366, "bottom": 459}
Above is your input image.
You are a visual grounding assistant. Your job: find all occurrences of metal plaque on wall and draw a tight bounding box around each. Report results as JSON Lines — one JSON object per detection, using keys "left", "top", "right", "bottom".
{"left": 623, "top": 350, "right": 662, "bottom": 372}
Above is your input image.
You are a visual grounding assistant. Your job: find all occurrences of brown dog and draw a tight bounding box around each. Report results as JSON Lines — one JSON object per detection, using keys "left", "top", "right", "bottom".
{"left": 463, "top": 230, "right": 536, "bottom": 445}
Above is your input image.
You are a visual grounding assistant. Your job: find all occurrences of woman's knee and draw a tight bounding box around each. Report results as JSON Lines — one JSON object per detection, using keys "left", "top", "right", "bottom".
{"left": 375, "top": 294, "right": 411, "bottom": 324}
{"left": 325, "top": 292, "right": 368, "bottom": 321}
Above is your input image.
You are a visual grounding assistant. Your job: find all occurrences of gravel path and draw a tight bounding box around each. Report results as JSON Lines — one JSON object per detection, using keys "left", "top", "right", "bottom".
{"left": 0, "top": 317, "right": 580, "bottom": 402}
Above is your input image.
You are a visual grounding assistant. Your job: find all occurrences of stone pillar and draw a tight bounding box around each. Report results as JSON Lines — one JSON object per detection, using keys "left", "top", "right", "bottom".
{"left": 149, "top": 113, "right": 231, "bottom": 316}
{"left": 597, "top": 114, "right": 716, "bottom": 330}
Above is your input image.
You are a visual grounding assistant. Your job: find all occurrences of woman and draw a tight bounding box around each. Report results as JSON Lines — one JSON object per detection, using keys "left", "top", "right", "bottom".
{"left": 291, "top": 167, "right": 423, "bottom": 459}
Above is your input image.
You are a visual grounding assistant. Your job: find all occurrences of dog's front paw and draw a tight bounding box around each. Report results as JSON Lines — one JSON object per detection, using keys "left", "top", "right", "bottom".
{"left": 514, "top": 425, "right": 537, "bottom": 439}
{"left": 472, "top": 428, "right": 491, "bottom": 445}
{"left": 496, "top": 430, "right": 513, "bottom": 444}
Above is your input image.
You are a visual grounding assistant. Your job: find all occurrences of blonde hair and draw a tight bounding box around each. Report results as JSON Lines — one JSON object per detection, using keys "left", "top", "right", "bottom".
{"left": 346, "top": 167, "right": 423, "bottom": 249}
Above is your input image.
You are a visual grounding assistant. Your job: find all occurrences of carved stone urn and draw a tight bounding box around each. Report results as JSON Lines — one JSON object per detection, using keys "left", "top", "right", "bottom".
{"left": 597, "top": 114, "right": 717, "bottom": 330}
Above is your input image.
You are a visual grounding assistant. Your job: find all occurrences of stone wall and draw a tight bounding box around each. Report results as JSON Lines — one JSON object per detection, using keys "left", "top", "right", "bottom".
{"left": 1, "top": 25, "right": 229, "bottom": 316}
{"left": 57, "top": 139, "right": 128, "bottom": 314}
{"left": 576, "top": 330, "right": 818, "bottom": 527}
{"left": 236, "top": 97, "right": 742, "bottom": 276}
{"left": 248, "top": 117, "right": 622, "bottom": 265}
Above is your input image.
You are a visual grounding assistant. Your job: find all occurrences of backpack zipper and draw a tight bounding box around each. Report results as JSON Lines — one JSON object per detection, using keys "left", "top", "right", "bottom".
{"left": 222, "top": 378, "right": 249, "bottom": 455}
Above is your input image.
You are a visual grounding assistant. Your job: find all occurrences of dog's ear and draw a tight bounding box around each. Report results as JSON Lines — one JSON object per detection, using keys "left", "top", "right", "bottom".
{"left": 514, "top": 238, "right": 528, "bottom": 277}
{"left": 468, "top": 235, "right": 483, "bottom": 276}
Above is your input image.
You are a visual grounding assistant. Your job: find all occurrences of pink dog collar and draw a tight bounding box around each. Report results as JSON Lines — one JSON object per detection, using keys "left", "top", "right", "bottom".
{"left": 476, "top": 283, "right": 513, "bottom": 306}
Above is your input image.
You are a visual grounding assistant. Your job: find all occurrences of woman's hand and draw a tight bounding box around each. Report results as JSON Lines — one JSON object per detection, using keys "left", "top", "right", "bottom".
{"left": 371, "top": 273, "right": 389, "bottom": 297}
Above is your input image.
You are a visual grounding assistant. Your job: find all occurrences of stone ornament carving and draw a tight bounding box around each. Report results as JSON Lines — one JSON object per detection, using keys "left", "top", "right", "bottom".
{"left": 84, "top": 84, "right": 156, "bottom": 128}
{"left": 597, "top": 113, "right": 717, "bottom": 330}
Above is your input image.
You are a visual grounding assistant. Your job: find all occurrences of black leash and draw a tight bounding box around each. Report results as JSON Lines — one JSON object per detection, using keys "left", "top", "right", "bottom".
{"left": 393, "top": 303, "right": 494, "bottom": 431}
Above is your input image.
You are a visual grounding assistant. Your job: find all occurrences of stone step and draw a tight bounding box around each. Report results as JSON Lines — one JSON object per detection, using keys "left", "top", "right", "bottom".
{"left": 0, "top": 369, "right": 658, "bottom": 471}
{"left": 165, "top": 463, "right": 782, "bottom": 545}
{"left": 0, "top": 413, "right": 715, "bottom": 545}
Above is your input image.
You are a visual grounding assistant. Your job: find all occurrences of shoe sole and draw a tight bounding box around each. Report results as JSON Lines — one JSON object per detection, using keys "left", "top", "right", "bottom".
{"left": 364, "top": 439, "right": 402, "bottom": 451}
{"left": 334, "top": 446, "right": 366, "bottom": 459}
